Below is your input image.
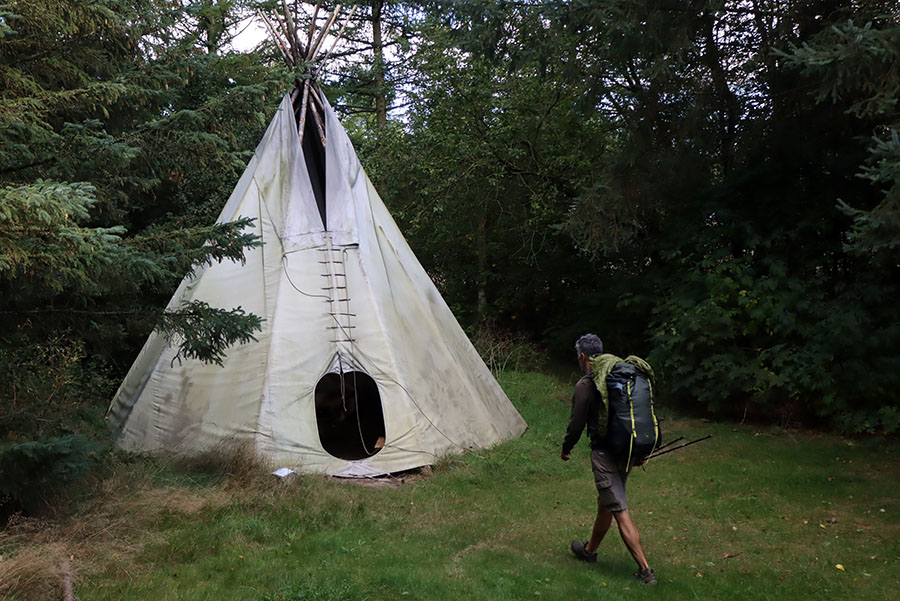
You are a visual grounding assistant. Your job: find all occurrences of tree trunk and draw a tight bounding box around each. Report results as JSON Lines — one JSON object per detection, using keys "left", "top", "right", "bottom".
{"left": 701, "top": 10, "right": 738, "bottom": 176}
{"left": 372, "top": 0, "right": 387, "bottom": 127}
{"left": 477, "top": 207, "right": 488, "bottom": 320}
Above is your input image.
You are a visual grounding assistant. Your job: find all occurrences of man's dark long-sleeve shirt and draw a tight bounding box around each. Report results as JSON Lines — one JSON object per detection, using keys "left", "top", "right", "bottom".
{"left": 562, "top": 375, "right": 608, "bottom": 454}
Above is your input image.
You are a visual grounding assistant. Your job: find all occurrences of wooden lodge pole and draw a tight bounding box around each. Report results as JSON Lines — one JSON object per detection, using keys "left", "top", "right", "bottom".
{"left": 281, "top": 0, "right": 303, "bottom": 60}
{"left": 297, "top": 80, "right": 312, "bottom": 144}
{"left": 315, "top": 5, "right": 358, "bottom": 72}
{"left": 258, "top": 10, "right": 293, "bottom": 68}
{"left": 307, "top": 1, "right": 323, "bottom": 50}
{"left": 306, "top": 5, "right": 342, "bottom": 62}
{"left": 271, "top": 9, "right": 295, "bottom": 63}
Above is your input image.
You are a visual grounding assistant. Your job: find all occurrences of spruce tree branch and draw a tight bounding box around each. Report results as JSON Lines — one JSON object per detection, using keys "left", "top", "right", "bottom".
{"left": 0, "top": 308, "right": 152, "bottom": 316}
{"left": 0, "top": 158, "right": 53, "bottom": 175}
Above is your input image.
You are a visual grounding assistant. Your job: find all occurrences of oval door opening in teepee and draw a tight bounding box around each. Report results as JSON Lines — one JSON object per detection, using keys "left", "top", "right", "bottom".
{"left": 314, "top": 371, "right": 386, "bottom": 460}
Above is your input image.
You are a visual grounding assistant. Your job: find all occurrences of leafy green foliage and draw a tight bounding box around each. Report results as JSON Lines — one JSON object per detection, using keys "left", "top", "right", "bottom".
{"left": 0, "top": 0, "right": 284, "bottom": 443}
{"left": 354, "top": 21, "right": 606, "bottom": 342}
{"left": 646, "top": 252, "right": 887, "bottom": 429}
{"left": 0, "top": 336, "right": 115, "bottom": 439}
{"left": 1, "top": 179, "right": 161, "bottom": 298}
{"left": 788, "top": 18, "right": 900, "bottom": 269}
{"left": 789, "top": 19, "right": 900, "bottom": 119}
{"left": 0, "top": 435, "right": 104, "bottom": 515}
{"left": 324, "top": 0, "right": 420, "bottom": 127}
{"left": 427, "top": 1, "right": 900, "bottom": 431}
{"left": 159, "top": 301, "right": 263, "bottom": 366}
{"left": 127, "top": 217, "right": 261, "bottom": 278}
{"left": 0, "top": 0, "right": 897, "bottom": 507}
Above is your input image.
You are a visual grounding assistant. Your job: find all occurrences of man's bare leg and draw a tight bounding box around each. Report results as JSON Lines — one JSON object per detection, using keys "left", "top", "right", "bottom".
{"left": 613, "top": 508, "right": 650, "bottom": 570}
{"left": 586, "top": 498, "right": 612, "bottom": 553}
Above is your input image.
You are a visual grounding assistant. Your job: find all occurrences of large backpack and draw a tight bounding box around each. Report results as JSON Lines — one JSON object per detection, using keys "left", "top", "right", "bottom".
{"left": 603, "top": 360, "right": 661, "bottom": 471}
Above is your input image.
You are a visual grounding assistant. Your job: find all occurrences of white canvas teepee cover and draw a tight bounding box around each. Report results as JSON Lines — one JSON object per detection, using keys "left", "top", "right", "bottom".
{"left": 108, "top": 94, "right": 527, "bottom": 476}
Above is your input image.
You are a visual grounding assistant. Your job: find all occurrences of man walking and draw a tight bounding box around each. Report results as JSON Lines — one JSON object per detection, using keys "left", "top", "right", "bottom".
{"left": 561, "top": 333, "right": 657, "bottom": 584}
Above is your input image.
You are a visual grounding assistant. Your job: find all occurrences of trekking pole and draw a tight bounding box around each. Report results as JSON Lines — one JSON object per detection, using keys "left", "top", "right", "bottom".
{"left": 653, "top": 435, "right": 684, "bottom": 453}
{"left": 646, "top": 435, "right": 712, "bottom": 461}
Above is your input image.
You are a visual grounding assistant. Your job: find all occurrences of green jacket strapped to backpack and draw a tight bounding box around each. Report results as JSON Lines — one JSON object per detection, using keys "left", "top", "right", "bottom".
{"left": 589, "top": 353, "right": 659, "bottom": 470}
{"left": 588, "top": 353, "right": 656, "bottom": 432}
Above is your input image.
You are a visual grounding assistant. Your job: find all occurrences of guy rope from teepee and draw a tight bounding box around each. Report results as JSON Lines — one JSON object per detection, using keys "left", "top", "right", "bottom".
{"left": 256, "top": 2, "right": 355, "bottom": 146}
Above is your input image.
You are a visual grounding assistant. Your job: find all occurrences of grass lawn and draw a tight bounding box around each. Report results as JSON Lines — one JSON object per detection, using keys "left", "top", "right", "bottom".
{"left": 2, "top": 370, "right": 898, "bottom": 600}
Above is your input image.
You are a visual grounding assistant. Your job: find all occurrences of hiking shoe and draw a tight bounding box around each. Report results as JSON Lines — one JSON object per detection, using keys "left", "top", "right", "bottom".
{"left": 570, "top": 540, "right": 597, "bottom": 563}
{"left": 634, "top": 567, "right": 657, "bottom": 584}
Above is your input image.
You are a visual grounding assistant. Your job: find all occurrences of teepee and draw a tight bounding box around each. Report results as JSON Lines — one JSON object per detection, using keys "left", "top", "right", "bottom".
{"left": 106, "top": 3, "right": 526, "bottom": 477}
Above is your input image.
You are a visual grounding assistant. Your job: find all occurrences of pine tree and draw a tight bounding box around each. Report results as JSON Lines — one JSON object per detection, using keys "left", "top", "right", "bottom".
{"left": 0, "top": 0, "right": 289, "bottom": 442}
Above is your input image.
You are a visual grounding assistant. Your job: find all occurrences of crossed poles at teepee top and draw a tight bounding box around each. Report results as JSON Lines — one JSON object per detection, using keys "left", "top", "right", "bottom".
{"left": 257, "top": 1, "right": 358, "bottom": 145}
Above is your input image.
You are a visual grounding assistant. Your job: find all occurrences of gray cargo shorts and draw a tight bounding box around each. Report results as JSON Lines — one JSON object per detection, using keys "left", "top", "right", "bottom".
{"left": 590, "top": 449, "right": 629, "bottom": 513}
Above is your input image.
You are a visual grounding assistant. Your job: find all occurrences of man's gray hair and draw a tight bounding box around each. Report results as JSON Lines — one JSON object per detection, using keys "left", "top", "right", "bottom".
{"left": 575, "top": 333, "right": 603, "bottom": 357}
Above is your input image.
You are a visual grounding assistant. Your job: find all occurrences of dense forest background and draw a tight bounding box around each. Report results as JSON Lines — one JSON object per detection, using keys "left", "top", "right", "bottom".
{"left": 1, "top": 0, "right": 898, "bottom": 514}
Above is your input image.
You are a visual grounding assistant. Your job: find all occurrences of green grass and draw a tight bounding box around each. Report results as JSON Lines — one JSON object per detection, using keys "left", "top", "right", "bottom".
{"left": 6, "top": 371, "right": 900, "bottom": 601}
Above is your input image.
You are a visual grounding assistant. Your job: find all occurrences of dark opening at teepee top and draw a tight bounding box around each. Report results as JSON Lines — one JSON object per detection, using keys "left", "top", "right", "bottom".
{"left": 258, "top": 2, "right": 359, "bottom": 229}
